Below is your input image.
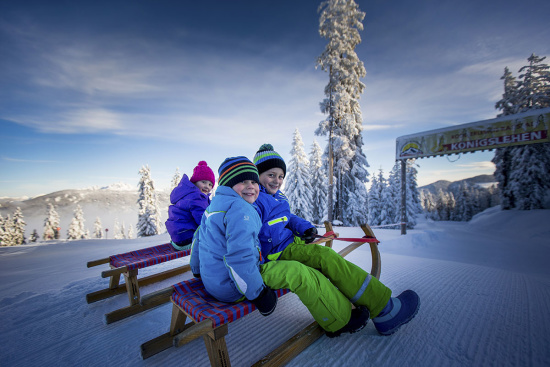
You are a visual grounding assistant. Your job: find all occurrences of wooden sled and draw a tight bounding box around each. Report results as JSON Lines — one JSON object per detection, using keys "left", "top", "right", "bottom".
{"left": 86, "top": 243, "right": 192, "bottom": 324}
{"left": 140, "top": 222, "right": 381, "bottom": 366}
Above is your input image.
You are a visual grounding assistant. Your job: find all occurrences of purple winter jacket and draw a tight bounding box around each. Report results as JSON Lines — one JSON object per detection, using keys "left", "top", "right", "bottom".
{"left": 165, "top": 174, "right": 211, "bottom": 245}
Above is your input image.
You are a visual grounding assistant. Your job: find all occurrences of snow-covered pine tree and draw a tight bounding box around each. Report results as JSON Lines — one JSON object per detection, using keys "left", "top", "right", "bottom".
{"left": 43, "top": 203, "right": 60, "bottom": 240}
{"left": 12, "top": 207, "right": 26, "bottom": 245}
{"left": 0, "top": 215, "right": 4, "bottom": 246}
{"left": 113, "top": 218, "right": 123, "bottom": 240}
{"left": 137, "top": 165, "right": 162, "bottom": 237}
{"left": 171, "top": 168, "right": 181, "bottom": 191}
{"left": 494, "top": 54, "right": 550, "bottom": 210}
{"left": 94, "top": 217, "right": 103, "bottom": 239}
{"left": 404, "top": 160, "right": 422, "bottom": 228}
{"left": 121, "top": 222, "right": 127, "bottom": 239}
{"left": 2, "top": 214, "right": 14, "bottom": 246}
{"left": 316, "top": 0, "right": 369, "bottom": 225}
{"left": 367, "top": 169, "right": 386, "bottom": 226}
{"left": 309, "top": 139, "right": 328, "bottom": 224}
{"left": 516, "top": 54, "right": 550, "bottom": 112}
{"left": 495, "top": 67, "right": 520, "bottom": 117}
{"left": 127, "top": 224, "right": 135, "bottom": 239}
{"left": 67, "top": 204, "right": 86, "bottom": 240}
{"left": 285, "top": 129, "right": 314, "bottom": 221}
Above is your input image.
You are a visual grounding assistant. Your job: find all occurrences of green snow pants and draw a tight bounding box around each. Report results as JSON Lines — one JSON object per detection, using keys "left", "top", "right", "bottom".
{"left": 260, "top": 238, "right": 392, "bottom": 333}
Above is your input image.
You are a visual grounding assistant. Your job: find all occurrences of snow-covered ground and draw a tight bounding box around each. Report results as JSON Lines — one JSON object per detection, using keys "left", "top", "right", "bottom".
{"left": 0, "top": 207, "right": 549, "bottom": 366}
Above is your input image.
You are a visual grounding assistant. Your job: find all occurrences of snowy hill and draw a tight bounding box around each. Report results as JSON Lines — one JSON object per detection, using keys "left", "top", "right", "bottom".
{"left": 418, "top": 174, "right": 497, "bottom": 195}
{"left": 0, "top": 184, "right": 171, "bottom": 239}
{"left": 0, "top": 207, "right": 548, "bottom": 366}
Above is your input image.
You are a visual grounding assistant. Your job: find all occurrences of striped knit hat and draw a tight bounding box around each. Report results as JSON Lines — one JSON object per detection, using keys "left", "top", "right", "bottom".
{"left": 253, "top": 144, "right": 286, "bottom": 175}
{"left": 218, "top": 156, "right": 260, "bottom": 188}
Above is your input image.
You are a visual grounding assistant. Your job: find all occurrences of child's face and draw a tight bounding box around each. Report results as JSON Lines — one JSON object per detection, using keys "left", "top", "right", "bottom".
{"left": 259, "top": 167, "right": 284, "bottom": 195}
{"left": 232, "top": 180, "right": 259, "bottom": 204}
{"left": 194, "top": 180, "right": 213, "bottom": 195}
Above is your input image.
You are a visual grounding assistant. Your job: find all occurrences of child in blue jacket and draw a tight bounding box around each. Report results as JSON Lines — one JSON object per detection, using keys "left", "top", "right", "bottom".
{"left": 165, "top": 161, "right": 215, "bottom": 251}
{"left": 191, "top": 156, "right": 417, "bottom": 338}
{"left": 251, "top": 144, "right": 421, "bottom": 336}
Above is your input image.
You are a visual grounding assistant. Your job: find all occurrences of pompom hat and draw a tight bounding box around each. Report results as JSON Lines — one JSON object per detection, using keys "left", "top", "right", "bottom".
{"left": 253, "top": 144, "right": 286, "bottom": 175}
{"left": 218, "top": 156, "right": 259, "bottom": 188}
{"left": 190, "top": 161, "right": 216, "bottom": 184}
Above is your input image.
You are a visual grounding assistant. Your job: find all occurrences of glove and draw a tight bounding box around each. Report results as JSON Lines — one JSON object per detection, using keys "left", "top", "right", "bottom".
{"left": 302, "top": 227, "right": 318, "bottom": 244}
{"left": 251, "top": 286, "right": 277, "bottom": 316}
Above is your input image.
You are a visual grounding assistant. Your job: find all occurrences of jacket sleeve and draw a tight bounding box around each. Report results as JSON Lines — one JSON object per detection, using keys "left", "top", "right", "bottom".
{"left": 287, "top": 213, "right": 315, "bottom": 237}
{"left": 189, "top": 221, "right": 203, "bottom": 276}
{"left": 223, "top": 203, "right": 265, "bottom": 300}
{"left": 189, "top": 195, "right": 209, "bottom": 227}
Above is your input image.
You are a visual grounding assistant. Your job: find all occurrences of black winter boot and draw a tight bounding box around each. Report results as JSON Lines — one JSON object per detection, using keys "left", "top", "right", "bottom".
{"left": 325, "top": 306, "right": 370, "bottom": 338}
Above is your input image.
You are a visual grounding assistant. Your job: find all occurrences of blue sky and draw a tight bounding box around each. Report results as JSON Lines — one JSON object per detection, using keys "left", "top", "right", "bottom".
{"left": 1, "top": 0, "right": 549, "bottom": 198}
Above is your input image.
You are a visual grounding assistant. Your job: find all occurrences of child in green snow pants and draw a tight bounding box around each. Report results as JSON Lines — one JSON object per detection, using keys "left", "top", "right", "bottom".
{"left": 260, "top": 237, "right": 392, "bottom": 333}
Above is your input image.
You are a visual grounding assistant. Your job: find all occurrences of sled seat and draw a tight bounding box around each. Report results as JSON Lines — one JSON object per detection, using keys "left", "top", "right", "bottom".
{"left": 141, "top": 222, "right": 381, "bottom": 366}
{"left": 85, "top": 243, "right": 192, "bottom": 324}
{"left": 140, "top": 277, "right": 290, "bottom": 364}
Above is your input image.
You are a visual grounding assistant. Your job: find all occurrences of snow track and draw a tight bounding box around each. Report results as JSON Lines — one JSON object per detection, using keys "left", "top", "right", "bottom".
{"left": 0, "top": 209, "right": 549, "bottom": 366}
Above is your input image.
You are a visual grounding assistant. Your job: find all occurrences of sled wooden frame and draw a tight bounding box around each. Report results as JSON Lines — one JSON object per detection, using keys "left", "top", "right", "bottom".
{"left": 140, "top": 222, "right": 381, "bottom": 366}
{"left": 85, "top": 243, "right": 192, "bottom": 324}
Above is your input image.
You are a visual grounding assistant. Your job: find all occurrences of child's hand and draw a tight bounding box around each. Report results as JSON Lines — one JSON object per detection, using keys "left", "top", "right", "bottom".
{"left": 302, "top": 227, "right": 318, "bottom": 244}
{"left": 252, "top": 286, "right": 277, "bottom": 316}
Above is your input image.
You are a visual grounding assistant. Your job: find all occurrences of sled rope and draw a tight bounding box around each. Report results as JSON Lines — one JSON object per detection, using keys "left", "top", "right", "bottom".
{"left": 315, "top": 231, "right": 379, "bottom": 244}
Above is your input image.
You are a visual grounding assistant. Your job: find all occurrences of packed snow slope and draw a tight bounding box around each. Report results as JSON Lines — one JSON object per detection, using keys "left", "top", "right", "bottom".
{"left": 0, "top": 206, "right": 549, "bottom": 367}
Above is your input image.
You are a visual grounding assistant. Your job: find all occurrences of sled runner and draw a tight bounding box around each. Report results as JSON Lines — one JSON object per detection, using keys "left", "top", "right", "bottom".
{"left": 140, "top": 222, "right": 381, "bottom": 366}
{"left": 85, "top": 243, "right": 191, "bottom": 324}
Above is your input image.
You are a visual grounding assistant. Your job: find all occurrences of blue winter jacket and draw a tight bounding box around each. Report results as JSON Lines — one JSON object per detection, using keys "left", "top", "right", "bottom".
{"left": 253, "top": 185, "right": 314, "bottom": 261}
{"left": 165, "top": 174, "right": 211, "bottom": 245}
{"left": 189, "top": 186, "right": 265, "bottom": 303}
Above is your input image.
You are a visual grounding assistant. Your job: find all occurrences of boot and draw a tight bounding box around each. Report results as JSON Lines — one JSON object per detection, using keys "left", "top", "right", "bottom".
{"left": 373, "top": 290, "right": 420, "bottom": 336}
{"left": 326, "top": 306, "right": 369, "bottom": 338}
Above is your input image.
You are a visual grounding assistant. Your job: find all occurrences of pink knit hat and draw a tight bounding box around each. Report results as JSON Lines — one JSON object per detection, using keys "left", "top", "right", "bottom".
{"left": 190, "top": 161, "right": 215, "bottom": 184}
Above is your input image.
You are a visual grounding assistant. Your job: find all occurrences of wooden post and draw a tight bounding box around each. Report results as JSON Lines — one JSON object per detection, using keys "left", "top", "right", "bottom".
{"left": 123, "top": 268, "right": 140, "bottom": 305}
{"left": 400, "top": 159, "right": 408, "bottom": 235}
{"left": 203, "top": 324, "right": 230, "bottom": 367}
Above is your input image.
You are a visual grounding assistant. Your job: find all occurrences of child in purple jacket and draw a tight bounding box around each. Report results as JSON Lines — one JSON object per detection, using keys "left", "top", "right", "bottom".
{"left": 166, "top": 161, "right": 215, "bottom": 251}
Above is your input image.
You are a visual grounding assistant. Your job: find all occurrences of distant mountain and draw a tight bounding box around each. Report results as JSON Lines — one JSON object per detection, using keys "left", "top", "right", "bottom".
{"left": 418, "top": 174, "right": 497, "bottom": 195}
{"left": 1, "top": 175, "right": 499, "bottom": 240}
{"left": 0, "top": 185, "right": 171, "bottom": 239}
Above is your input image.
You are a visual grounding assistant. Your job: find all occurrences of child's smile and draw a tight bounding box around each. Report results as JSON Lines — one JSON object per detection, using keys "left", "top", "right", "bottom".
{"left": 232, "top": 180, "right": 259, "bottom": 204}
{"left": 259, "top": 168, "right": 285, "bottom": 195}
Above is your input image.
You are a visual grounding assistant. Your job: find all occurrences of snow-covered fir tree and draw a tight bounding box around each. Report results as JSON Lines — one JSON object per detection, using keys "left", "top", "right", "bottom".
{"left": 171, "top": 167, "right": 181, "bottom": 191}
{"left": 12, "top": 207, "right": 26, "bottom": 245}
{"left": 113, "top": 218, "right": 123, "bottom": 240}
{"left": 516, "top": 54, "right": 550, "bottom": 112}
{"left": 127, "top": 224, "right": 135, "bottom": 239}
{"left": 121, "top": 222, "right": 127, "bottom": 239}
{"left": 0, "top": 215, "right": 4, "bottom": 246}
{"left": 404, "top": 160, "right": 422, "bottom": 228}
{"left": 43, "top": 203, "right": 60, "bottom": 240}
{"left": 67, "top": 204, "right": 87, "bottom": 240}
{"left": 93, "top": 217, "right": 103, "bottom": 239}
{"left": 495, "top": 67, "right": 520, "bottom": 117}
{"left": 316, "top": 0, "right": 369, "bottom": 225}
{"left": 2, "top": 214, "right": 15, "bottom": 246}
{"left": 309, "top": 139, "right": 328, "bottom": 224}
{"left": 493, "top": 54, "right": 550, "bottom": 210}
{"left": 381, "top": 163, "right": 401, "bottom": 228}
{"left": 137, "top": 165, "right": 163, "bottom": 237}
{"left": 367, "top": 169, "right": 386, "bottom": 226}
{"left": 285, "top": 129, "right": 314, "bottom": 221}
